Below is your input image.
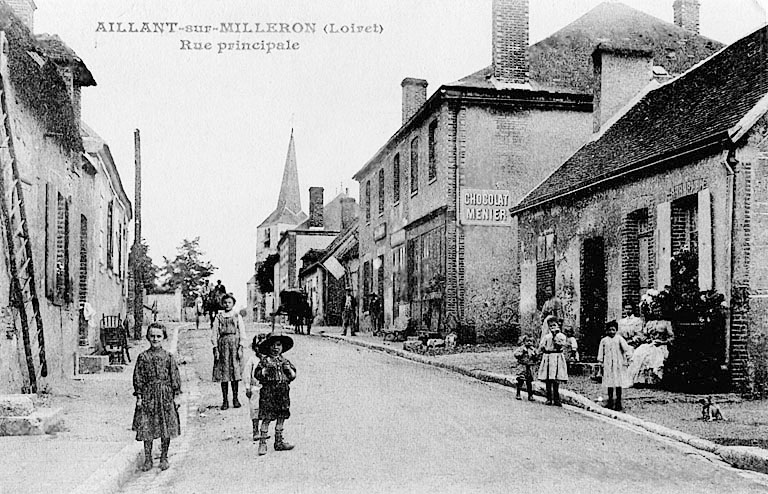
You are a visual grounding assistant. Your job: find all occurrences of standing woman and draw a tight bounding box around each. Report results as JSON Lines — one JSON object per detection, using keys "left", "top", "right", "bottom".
{"left": 212, "top": 293, "right": 246, "bottom": 410}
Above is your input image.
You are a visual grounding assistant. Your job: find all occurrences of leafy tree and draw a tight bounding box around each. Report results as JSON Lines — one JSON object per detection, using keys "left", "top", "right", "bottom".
{"left": 256, "top": 254, "right": 279, "bottom": 293}
{"left": 129, "top": 237, "right": 160, "bottom": 293}
{"left": 160, "top": 237, "right": 217, "bottom": 305}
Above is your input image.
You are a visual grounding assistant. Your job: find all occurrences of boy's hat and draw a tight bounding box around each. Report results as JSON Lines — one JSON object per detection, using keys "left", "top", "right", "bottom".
{"left": 259, "top": 332, "right": 294, "bottom": 355}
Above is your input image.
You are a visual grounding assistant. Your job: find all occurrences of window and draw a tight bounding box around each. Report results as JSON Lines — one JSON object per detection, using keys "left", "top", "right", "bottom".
{"left": 622, "top": 209, "right": 652, "bottom": 311}
{"left": 263, "top": 227, "right": 271, "bottom": 249}
{"left": 55, "top": 193, "right": 72, "bottom": 304}
{"left": 535, "top": 232, "right": 555, "bottom": 310}
{"left": 672, "top": 195, "right": 698, "bottom": 257}
{"left": 106, "top": 200, "right": 114, "bottom": 271}
{"left": 428, "top": 120, "right": 437, "bottom": 181}
{"left": 410, "top": 137, "right": 419, "bottom": 194}
{"left": 393, "top": 153, "right": 400, "bottom": 203}
{"left": 378, "top": 168, "right": 385, "bottom": 215}
{"left": 365, "top": 180, "right": 371, "bottom": 222}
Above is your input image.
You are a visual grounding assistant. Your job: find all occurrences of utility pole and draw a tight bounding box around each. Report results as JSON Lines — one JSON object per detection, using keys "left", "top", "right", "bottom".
{"left": 132, "top": 129, "right": 143, "bottom": 339}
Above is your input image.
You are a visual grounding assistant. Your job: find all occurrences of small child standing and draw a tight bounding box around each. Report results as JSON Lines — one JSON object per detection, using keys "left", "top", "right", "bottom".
{"left": 538, "top": 317, "right": 569, "bottom": 406}
{"left": 512, "top": 335, "right": 538, "bottom": 401}
{"left": 132, "top": 323, "right": 181, "bottom": 472}
{"left": 256, "top": 333, "right": 297, "bottom": 456}
{"left": 244, "top": 333, "right": 267, "bottom": 441}
{"left": 597, "top": 320, "right": 632, "bottom": 411}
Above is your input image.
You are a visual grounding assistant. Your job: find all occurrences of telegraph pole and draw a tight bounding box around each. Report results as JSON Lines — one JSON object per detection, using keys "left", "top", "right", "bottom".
{"left": 132, "top": 129, "right": 143, "bottom": 339}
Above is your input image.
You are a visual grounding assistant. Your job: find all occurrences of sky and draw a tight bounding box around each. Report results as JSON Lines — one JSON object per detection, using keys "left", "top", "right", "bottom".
{"left": 33, "top": 0, "right": 768, "bottom": 308}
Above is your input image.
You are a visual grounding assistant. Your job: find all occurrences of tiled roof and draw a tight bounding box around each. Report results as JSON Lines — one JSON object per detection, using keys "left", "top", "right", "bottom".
{"left": 515, "top": 25, "right": 768, "bottom": 211}
{"left": 35, "top": 33, "right": 96, "bottom": 86}
{"left": 0, "top": 3, "right": 84, "bottom": 152}
{"left": 450, "top": 2, "right": 722, "bottom": 94}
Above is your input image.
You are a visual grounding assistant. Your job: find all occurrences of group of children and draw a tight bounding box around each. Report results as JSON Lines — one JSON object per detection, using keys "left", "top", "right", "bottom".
{"left": 131, "top": 296, "right": 298, "bottom": 472}
{"left": 513, "top": 315, "right": 631, "bottom": 410}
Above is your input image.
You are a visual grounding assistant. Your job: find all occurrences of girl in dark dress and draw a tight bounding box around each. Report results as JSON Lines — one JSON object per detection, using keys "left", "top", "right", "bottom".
{"left": 132, "top": 323, "right": 181, "bottom": 472}
{"left": 211, "top": 293, "right": 246, "bottom": 409}
{"left": 256, "top": 333, "right": 297, "bottom": 456}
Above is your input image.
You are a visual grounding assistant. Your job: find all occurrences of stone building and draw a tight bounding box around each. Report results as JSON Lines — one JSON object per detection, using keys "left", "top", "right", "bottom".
{"left": 299, "top": 221, "right": 359, "bottom": 327}
{"left": 0, "top": 2, "right": 131, "bottom": 392}
{"left": 274, "top": 186, "right": 357, "bottom": 304}
{"left": 352, "top": 0, "right": 720, "bottom": 341}
{"left": 513, "top": 25, "right": 768, "bottom": 393}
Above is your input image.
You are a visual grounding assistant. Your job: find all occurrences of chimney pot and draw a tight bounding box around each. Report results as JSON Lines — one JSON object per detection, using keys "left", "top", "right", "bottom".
{"left": 401, "top": 78, "right": 428, "bottom": 124}
{"left": 492, "top": 0, "right": 529, "bottom": 84}
{"left": 673, "top": 0, "right": 700, "bottom": 35}
{"left": 309, "top": 187, "right": 324, "bottom": 228}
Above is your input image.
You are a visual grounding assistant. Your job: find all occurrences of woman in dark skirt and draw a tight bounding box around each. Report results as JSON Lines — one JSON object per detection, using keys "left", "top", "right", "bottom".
{"left": 255, "top": 332, "right": 297, "bottom": 456}
{"left": 132, "top": 323, "right": 181, "bottom": 471}
{"left": 211, "top": 293, "right": 246, "bottom": 409}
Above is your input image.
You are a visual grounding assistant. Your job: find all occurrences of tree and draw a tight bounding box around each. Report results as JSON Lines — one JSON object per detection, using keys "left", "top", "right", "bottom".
{"left": 129, "top": 237, "right": 159, "bottom": 293}
{"left": 256, "top": 254, "right": 279, "bottom": 294}
{"left": 160, "top": 237, "right": 217, "bottom": 305}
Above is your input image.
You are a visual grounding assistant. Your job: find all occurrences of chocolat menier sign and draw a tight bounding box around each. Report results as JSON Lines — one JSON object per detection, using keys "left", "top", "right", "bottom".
{"left": 459, "top": 188, "right": 512, "bottom": 226}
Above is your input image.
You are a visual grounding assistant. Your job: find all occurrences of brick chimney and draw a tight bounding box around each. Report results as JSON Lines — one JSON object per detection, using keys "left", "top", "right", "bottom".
{"left": 309, "top": 187, "right": 324, "bottom": 228}
{"left": 673, "top": 0, "right": 700, "bottom": 34}
{"left": 592, "top": 45, "right": 654, "bottom": 133}
{"left": 6, "top": 0, "right": 36, "bottom": 31}
{"left": 340, "top": 197, "right": 357, "bottom": 231}
{"left": 491, "top": 0, "right": 529, "bottom": 85}
{"left": 401, "top": 78, "right": 428, "bottom": 124}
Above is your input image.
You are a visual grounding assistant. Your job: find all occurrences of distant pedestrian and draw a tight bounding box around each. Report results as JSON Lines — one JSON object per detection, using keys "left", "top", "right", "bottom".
{"left": 538, "top": 315, "right": 568, "bottom": 406}
{"left": 598, "top": 320, "right": 632, "bottom": 411}
{"left": 244, "top": 333, "right": 268, "bottom": 441}
{"left": 564, "top": 328, "right": 580, "bottom": 365}
{"left": 513, "top": 335, "right": 538, "bottom": 401}
{"left": 194, "top": 294, "right": 204, "bottom": 330}
{"left": 369, "top": 293, "right": 383, "bottom": 336}
{"left": 342, "top": 288, "right": 357, "bottom": 336}
{"left": 211, "top": 293, "right": 246, "bottom": 410}
{"left": 256, "top": 332, "right": 297, "bottom": 456}
{"left": 132, "top": 323, "right": 181, "bottom": 472}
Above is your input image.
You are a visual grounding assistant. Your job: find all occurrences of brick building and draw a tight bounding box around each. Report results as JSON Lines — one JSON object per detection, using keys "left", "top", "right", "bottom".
{"left": 352, "top": 0, "right": 720, "bottom": 341}
{"left": 0, "top": 1, "right": 132, "bottom": 392}
{"left": 513, "top": 25, "right": 768, "bottom": 393}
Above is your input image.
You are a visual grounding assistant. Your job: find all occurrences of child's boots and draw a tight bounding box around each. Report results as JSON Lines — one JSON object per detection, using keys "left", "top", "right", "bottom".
{"left": 615, "top": 387, "right": 623, "bottom": 411}
{"left": 515, "top": 380, "right": 523, "bottom": 400}
{"left": 257, "top": 435, "right": 270, "bottom": 455}
{"left": 252, "top": 419, "right": 260, "bottom": 441}
{"left": 526, "top": 380, "right": 535, "bottom": 401}
{"left": 141, "top": 441, "right": 153, "bottom": 471}
{"left": 274, "top": 430, "right": 294, "bottom": 451}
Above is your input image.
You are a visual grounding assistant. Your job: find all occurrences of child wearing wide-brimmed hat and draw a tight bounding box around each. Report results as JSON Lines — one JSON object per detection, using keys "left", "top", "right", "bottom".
{"left": 244, "top": 333, "right": 268, "bottom": 440}
{"left": 255, "top": 332, "right": 297, "bottom": 455}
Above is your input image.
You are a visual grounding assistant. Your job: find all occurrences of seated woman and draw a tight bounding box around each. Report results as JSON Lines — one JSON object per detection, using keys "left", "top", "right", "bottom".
{"left": 627, "top": 319, "right": 674, "bottom": 386}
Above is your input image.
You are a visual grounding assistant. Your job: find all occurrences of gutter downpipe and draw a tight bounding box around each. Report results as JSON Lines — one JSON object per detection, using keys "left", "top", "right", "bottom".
{"left": 722, "top": 148, "right": 737, "bottom": 366}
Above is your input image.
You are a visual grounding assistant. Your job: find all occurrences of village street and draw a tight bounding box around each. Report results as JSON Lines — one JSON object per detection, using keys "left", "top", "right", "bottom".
{"left": 118, "top": 325, "right": 768, "bottom": 494}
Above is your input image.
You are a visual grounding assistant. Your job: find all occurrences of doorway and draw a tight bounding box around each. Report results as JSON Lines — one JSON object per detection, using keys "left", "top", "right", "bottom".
{"left": 580, "top": 236, "right": 607, "bottom": 360}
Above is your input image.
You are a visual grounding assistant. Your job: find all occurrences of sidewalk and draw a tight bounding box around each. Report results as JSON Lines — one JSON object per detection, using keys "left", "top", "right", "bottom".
{"left": 315, "top": 327, "right": 768, "bottom": 476}
{"left": 0, "top": 322, "right": 186, "bottom": 494}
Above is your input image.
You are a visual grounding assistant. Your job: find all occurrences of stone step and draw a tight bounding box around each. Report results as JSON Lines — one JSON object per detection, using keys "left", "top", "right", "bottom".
{"left": 78, "top": 354, "right": 110, "bottom": 374}
{"left": 0, "top": 407, "right": 64, "bottom": 436}
{"left": 0, "top": 394, "right": 34, "bottom": 417}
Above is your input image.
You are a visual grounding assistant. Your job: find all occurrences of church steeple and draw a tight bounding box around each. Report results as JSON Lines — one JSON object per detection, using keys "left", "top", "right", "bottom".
{"left": 275, "top": 129, "right": 302, "bottom": 214}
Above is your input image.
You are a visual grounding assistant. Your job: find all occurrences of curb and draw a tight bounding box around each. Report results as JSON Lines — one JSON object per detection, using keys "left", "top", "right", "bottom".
{"left": 318, "top": 332, "right": 768, "bottom": 475}
{"left": 71, "top": 324, "right": 185, "bottom": 494}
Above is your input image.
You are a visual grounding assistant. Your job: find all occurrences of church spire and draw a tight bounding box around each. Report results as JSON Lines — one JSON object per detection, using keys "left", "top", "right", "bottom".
{"left": 275, "top": 129, "right": 302, "bottom": 214}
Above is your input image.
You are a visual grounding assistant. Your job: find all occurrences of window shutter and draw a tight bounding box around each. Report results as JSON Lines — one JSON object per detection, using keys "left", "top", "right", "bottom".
{"left": 44, "top": 183, "right": 55, "bottom": 299}
{"left": 65, "top": 196, "right": 73, "bottom": 303}
{"left": 698, "top": 189, "right": 713, "bottom": 290}
{"left": 656, "top": 201, "right": 671, "bottom": 289}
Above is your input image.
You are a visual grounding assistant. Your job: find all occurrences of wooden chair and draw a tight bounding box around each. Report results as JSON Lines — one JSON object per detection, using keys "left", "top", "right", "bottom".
{"left": 101, "top": 315, "right": 126, "bottom": 364}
